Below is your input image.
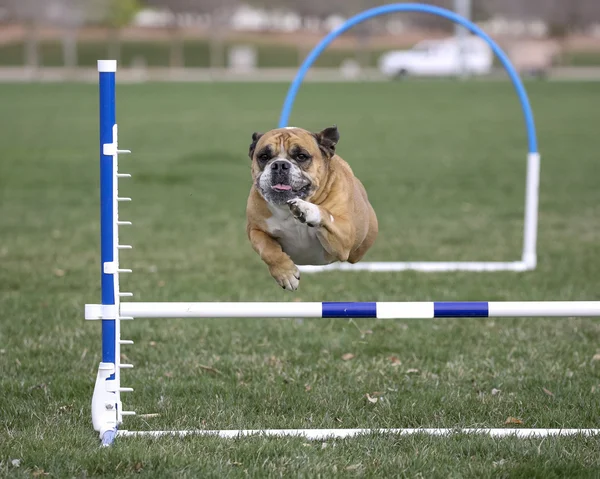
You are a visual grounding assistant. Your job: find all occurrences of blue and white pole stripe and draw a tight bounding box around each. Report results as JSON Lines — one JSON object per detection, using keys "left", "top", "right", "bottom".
{"left": 92, "top": 59, "right": 124, "bottom": 447}
{"left": 98, "top": 59, "right": 117, "bottom": 374}
{"left": 117, "top": 302, "right": 600, "bottom": 319}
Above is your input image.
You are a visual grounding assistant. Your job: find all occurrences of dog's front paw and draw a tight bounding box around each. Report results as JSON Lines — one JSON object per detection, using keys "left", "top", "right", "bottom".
{"left": 287, "top": 199, "right": 321, "bottom": 227}
{"left": 269, "top": 260, "right": 300, "bottom": 291}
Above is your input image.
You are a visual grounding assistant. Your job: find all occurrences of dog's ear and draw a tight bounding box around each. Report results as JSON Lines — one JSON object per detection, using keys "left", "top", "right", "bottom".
{"left": 313, "top": 125, "right": 339, "bottom": 159}
{"left": 249, "top": 132, "right": 263, "bottom": 159}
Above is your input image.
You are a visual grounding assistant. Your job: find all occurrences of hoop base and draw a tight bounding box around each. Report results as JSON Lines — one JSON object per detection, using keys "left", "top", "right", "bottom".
{"left": 298, "top": 261, "right": 533, "bottom": 273}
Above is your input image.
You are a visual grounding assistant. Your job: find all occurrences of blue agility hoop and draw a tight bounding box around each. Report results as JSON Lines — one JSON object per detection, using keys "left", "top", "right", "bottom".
{"left": 278, "top": 2, "right": 537, "bottom": 154}
{"left": 278, "top": 3, "right": 540, "bottom": 274}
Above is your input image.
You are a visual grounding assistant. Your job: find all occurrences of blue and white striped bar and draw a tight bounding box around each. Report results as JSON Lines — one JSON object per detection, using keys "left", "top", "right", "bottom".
{"left": 115, "top": 301, "right": 600, "bottom": 319}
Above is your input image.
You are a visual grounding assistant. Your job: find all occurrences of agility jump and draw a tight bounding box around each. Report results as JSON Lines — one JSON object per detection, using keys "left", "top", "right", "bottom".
{"left": 86, "top": 4, "right": 600, "bottom": 448}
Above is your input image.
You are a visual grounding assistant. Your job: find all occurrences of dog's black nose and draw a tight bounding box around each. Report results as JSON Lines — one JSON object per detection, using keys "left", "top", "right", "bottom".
{"left": 271, "top": 160, "right": 290, "bottom": 171}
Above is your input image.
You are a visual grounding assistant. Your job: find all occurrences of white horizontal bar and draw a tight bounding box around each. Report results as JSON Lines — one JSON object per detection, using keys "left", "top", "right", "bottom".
{"left": 119, "top": 302, "right": 600, "bottom": 319}
{"left": 378, "top": 302, "right": 433, "bottom": 319}
{"left": 97, "top": 60, "right": 117, "bottom": 72}
{"left": 117, "top": 428, "right": 600, "bottom": 439}
{"left": 120, "top": 387, "right": 133, "bottom": 392}
{"left": 85, "top": 304, "right": 117, "bottom": 320}
{"left": 85, "top": 304, "right": 102, "bottom": 320}
{"left": 120, "top": 302, "right": 323, "bottom": 319}
{"left": 117, "top": 149, "right": 131, "bottom": 154}
{"left": 119, "top": 292, "right": 133, "bottom": 297}
{"left": 117, "top": 269, "right": 132, "bottom": 273}
{"left": 117, "top": 221, "right": 132, "bottom": 226}
{"left": 120, "top": 364, "right": 134, "bottom": 369}
{"left": 119, "top": 340, "right": 134, "bottom": 345}
{"left": 298, "top": 261, "right": 531, "bottom": 273}
{"left": 117, "top": 245, "right": 132, "bottom": 250}
{"left": 121, "top": 411, "right": 136, "bottom": 416}
{"left": 117, "top": 197, "right": 131, "bottom": 202}
{"left": 117, "top": 173, "right": 131, "bottom": 178}
{"left": 489, "top": 302, "right": 600, "bottom": 317}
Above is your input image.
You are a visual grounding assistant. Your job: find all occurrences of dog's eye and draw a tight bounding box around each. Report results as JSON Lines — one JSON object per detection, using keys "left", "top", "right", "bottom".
{"left": 258, "top": 154, "right": 269, "bottom": 162}
{"left": 296, "top": 153, "right": 309, "bottom": 162}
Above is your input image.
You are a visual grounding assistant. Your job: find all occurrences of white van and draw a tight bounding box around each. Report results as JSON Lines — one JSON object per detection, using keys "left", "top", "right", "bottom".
{"left": 378, "top": 36, "right": 493, "bottom": 78}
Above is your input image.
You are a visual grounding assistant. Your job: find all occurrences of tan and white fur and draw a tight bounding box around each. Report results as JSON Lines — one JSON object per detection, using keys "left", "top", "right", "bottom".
{"left": 246, "top": 125, "right": 378, "bottom": 290}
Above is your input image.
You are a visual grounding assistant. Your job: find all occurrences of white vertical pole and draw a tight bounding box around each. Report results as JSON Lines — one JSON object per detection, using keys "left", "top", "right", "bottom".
{"left": 522, "top": 153, "right": 540, "bottom": 268}
{"left": 454, "top": 0, "right": 471, "bottom": 79}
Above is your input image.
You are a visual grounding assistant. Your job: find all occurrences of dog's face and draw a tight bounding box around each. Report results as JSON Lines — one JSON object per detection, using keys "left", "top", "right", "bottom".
{"left": 248, "top": 126, "right": 339, "bottom": 206}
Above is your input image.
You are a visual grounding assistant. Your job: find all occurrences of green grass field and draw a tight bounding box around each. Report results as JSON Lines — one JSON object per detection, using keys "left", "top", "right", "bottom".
{"left": 1, "top": 80, "right": 600, "bottom": 477}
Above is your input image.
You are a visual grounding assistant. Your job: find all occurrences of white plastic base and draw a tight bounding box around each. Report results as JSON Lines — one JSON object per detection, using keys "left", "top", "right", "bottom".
{"left": 298, "top": 261, "right": 534, "bottom": 273}
{"left": 91, "top": 362, "right": 119, "bottom": 440}
{"left": 117, "top": 428, "right": 600, "bottom": 439}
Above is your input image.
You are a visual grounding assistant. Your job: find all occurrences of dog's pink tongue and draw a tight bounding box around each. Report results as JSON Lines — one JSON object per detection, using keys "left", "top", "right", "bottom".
{"left": 273, "top": 184, "right": 292, "bottom": 191}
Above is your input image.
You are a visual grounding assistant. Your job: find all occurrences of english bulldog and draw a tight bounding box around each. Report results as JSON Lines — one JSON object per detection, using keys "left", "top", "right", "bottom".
{"left": 246, "top": 125, "right": 378, "bottom": 290}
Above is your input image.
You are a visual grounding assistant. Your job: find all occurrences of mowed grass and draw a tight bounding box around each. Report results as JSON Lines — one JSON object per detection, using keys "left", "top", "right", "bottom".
{"left": 1, "top": 80, "right": 600, "bottom": 477}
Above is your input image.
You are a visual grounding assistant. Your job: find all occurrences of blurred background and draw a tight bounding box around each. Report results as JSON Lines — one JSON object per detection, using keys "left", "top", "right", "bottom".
{"left": 1, "top": 0, "right": 600, "bottom": 82}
